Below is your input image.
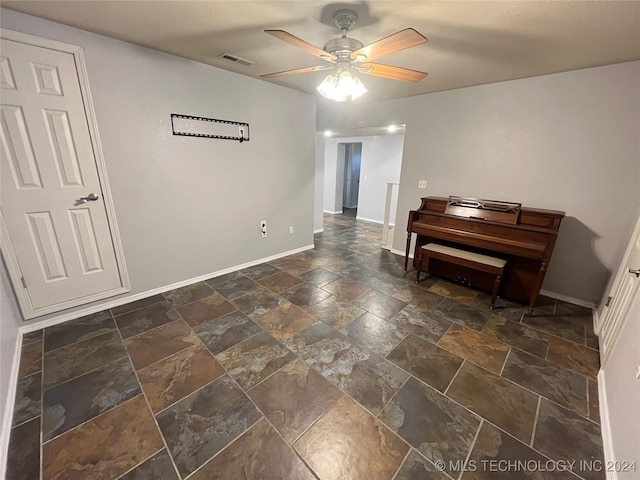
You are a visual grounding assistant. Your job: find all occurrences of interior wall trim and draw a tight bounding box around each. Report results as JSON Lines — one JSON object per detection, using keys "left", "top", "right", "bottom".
{"left": 0, "top": 332, "right": 23, "bottom": 480}
{"left": 391, "top": 248, "right": 412, "bottom": 259}
{"left": 538, "top": 289, "right": 596, "bottom": 309}
{"left": 597, "top": 370, "right": 617, "bottom": 480}
{"left": 356, "top": 216, "right": 396, "bottom": 227}
{"left": 20, "top": 244, "right": 315, "bottom": 334}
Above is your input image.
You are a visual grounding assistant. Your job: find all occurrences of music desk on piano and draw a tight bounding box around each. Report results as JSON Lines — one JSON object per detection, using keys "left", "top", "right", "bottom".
{"left": 405, "top": 196, "right": 565, "bottom": 314}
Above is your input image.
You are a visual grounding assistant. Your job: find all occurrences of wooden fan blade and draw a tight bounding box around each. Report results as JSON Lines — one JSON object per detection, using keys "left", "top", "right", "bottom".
{"left": 265, "top": 30, "right": 336, "bottom": 62}
{"left": 356, "top": 63, "right": 428, "bottom": 82}
{"left": 351, "top": 28, "right": 427, "bottom": 62}
{"left": 260, "top": 65, "right": 332, "bottom": 79}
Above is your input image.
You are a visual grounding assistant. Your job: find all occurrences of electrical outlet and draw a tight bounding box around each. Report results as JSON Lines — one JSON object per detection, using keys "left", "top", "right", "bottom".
{"left": 418, "top": 180, "right": 427, "bottom": 189}
{"left": 260, "top": 220, "right": 267, "bottom": 238}
{"left": 289, "top": 226, "right": 294, "bottom": 235}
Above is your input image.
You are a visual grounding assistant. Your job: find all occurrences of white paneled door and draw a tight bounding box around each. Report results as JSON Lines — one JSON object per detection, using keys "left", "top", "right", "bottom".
{"left": 0, "top": 32, "right": 128, "bottom": 318}
{"left": 597, "top": 215, "right": 640, "bottom": 364}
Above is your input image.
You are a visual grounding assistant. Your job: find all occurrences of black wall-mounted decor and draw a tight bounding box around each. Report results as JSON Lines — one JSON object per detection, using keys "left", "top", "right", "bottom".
{"left": 171, "top": 114, "right": 250, "bottom": 143}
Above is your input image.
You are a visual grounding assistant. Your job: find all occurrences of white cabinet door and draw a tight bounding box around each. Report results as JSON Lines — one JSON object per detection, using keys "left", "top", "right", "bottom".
{"left": 0, "top": 33, "right": 128, "bottom": 318}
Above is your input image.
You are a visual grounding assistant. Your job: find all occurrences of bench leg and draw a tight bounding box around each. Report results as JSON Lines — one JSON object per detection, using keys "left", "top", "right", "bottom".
{"left": 490, "top": 274, "right": 502, "bottom": 309}
{"left": 416, "top": 255, "right": 432, "bottom": 283}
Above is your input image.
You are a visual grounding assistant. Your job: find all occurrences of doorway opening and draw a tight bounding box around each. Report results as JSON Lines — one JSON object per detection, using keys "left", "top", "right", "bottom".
{"left": 340, "top": 142, "right": 362, "bottom": 216}
{"left": 318, "top": 128, "right": 405, "bottom": 248}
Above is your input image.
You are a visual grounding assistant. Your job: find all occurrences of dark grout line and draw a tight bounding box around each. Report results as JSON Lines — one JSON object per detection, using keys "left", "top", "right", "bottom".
{"left": 111, "top": 327, "right": 183, "bottom": 480}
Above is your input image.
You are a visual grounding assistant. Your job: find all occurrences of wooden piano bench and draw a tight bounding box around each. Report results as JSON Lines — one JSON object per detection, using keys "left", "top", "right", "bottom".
{"left": 417, "top": 243, "right": 507, "bottom": 309}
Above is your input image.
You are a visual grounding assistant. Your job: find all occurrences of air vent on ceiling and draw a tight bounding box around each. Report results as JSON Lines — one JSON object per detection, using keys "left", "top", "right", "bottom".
{"left": 217, "top": 53, "right": 255, "bottom": 66}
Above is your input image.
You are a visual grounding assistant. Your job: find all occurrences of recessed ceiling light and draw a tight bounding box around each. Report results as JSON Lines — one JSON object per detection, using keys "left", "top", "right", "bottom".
{"left": 324, "top": 130, "right": 332, "bottom": 137}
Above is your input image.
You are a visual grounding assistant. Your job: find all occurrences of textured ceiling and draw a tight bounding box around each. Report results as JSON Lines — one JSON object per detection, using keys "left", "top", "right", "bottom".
{"left": 3, "top": 1, "right": 640, "bottom": 103}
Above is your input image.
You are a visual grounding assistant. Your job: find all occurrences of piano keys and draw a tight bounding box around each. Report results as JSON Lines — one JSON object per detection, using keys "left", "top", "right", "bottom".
{"left": 405, "top": 196, "right": 565, "bottom": 313}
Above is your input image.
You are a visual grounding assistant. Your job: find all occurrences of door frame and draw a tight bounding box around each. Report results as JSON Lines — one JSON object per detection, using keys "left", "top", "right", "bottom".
{"left": 0, "top": 28, "right": 130, "bottom": 319}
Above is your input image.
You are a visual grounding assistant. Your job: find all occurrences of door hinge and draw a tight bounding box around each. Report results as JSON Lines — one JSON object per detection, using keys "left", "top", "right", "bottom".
{"left": 21, "top": 276, "right": 27, "bottom": 288}
{"left": 605, "top": 296, "right": 612, "bottom": 307}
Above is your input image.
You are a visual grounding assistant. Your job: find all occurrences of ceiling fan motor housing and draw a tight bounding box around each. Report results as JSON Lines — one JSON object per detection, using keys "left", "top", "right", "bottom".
{"left": 326, "top": 9, "right": 365, "bottom": 61}
{"left": 323, "top": 37, "right": 364, "bottom": 58}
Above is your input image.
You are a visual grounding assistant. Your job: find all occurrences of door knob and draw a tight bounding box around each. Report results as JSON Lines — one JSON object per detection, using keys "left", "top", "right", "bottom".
{"left": 629, "top": 268, "right": 640, "bottom": 278}
{"left": 79, "top": 193, "right": 99, "bottom": 203}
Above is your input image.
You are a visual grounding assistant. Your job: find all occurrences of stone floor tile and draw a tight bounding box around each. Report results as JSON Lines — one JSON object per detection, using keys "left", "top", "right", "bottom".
{"left": 379, "top": 377, "right": 481, "bottom": 469}
{"left": 175, "top": 292, "right": 237, "bottom": 327}
{"left": 42, "top": 395, "right": 163, "bottom": 480}
{"left": 123, "top": 319, "right": 200, "bottom": 370}
{"left": 114, "top": 301, "right": 181, "bottom": 339}
{"left": 190, "top": 418, "right": 315, "bottom": 480}
{"left": 163, "top": 282, "right": 214, "bottom": 307}
{"left": 248, "top": 358, "right": 343, "bottom": 442}
{"left": 138, "top": 344, "right": 225, "bottom": 413}
{"left": 447, "top": 362, "right": 538, "bottom": 443}
{"left": 44, "top": 310, "right": 115, "bottom": 352}
{"left": 295, "top": 396, "right": 409, "bottom": 480}
{"left": 43, "top": 357, "right": 140, "bottom": 441}
{"left": 387, "top": 334, "right": 463, "bottom": 392}
{"left": 156, "top": 375, "right": 261, "bottom": 478}
{"left": 438, "top": 324, "right": 510, "bottom": 374}
{"left": 215, "top": 331, "right": 295, "bottom": 389}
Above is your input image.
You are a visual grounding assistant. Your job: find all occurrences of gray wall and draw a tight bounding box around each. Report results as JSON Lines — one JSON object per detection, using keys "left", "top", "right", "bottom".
{"left": 314, "top": 134, "right": 325, "bottom": 232}
{"left": 1, "top": 8, "right": 316, "bottom": 325}
{"left": 318, "top": 61, "right": 640, "bottom": 305}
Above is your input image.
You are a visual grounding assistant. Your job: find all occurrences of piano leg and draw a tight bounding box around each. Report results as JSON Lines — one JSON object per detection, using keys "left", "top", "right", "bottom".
{"left": 490, "top": 274, "right": 502, "bottom": 309}
{"left": 528, "top": 262, "right": 549, "bottom": 314}
{"left": 404, "top": 232, "right": 412, "bottom": 274}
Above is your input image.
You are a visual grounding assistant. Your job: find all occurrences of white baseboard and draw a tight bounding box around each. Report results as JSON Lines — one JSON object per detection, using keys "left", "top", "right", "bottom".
{"left": 597, "top": 370, "right": 617, "bottom": 480}
{"left": 354, "top": 215, "right": 396, "bottom": 227}
{"left": 378, "top": 258, "right": 593, "bottom": 311}
{"left": 391, "top": 248, "right": 410, "bottom": 258}
{"left": 539, "top": 289, "right": 595, "bottom": 309}
{"left": 356, "top": 216, "right": 382, "bottom": 224}
{"left": 0, "top": 331, "right": 23, "bottom": 480}
{"left": 313, "top": 228, "right": 324, "bottom": 234}
{"left": 592, "top": 307, "right": 601, "bottom": 336}
{"left": 323, "top": 210, "right": 342, "bottom": 215}
{"left": 21, "top": 244, "right": 315, "bottom": 334}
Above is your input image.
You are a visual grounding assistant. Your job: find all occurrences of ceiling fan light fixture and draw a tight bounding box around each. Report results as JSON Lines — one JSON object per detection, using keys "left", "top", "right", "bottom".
{"left": 317, "top": 70, "right": 367, "bottom": 102}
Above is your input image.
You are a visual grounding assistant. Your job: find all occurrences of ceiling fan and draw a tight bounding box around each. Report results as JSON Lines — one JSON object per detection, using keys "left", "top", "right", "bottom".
{"left": 260, "top": 9, "right": 428, "bottom": 101}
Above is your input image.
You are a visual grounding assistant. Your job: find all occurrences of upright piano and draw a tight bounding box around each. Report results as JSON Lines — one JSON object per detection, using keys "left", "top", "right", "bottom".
{"left": 405, "top": 196, "right": 565, "bottom": 313}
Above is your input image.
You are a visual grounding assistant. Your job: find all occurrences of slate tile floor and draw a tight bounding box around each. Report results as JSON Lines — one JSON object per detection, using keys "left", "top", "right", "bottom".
{"left": 7, "top": 213, "right": 605, "bottom": 480}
